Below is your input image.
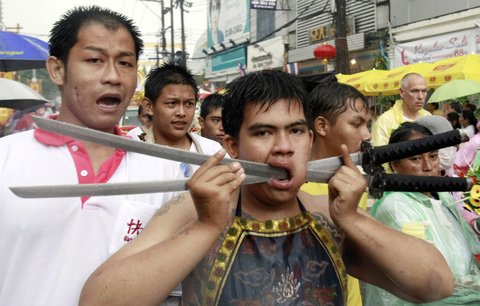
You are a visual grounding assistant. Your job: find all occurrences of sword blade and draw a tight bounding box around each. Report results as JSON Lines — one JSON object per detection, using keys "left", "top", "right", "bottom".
{"left": 10, "top": 175, "right": 270, "bottom": 198}
{"left": 33, "top": 116, "right": 288, "bottom": 180}
{"left": 307, "top": 153, "right": 363, "bottom": 171}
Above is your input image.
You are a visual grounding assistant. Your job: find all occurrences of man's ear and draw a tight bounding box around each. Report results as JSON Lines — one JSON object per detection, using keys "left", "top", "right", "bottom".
{"left": 314, "top": 116, "right": 329, "bottom": 137}
{"left": 223, "top": 135, "right": 239, "bottom": 158}
{"left": 399, "top": 87, "right": 405, "bottom": 99}
{"left": 142, "top": 98, "right": 154, "bottom": 116}
{"left": 198, "top": 116, "right": 205, "bottom": 130}
{"left": 46, "top": 56, "right": 65, "bottom": 86}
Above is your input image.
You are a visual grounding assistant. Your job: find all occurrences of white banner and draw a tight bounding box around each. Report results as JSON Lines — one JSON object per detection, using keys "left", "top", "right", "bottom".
{"left": 208, "top": 0, "right": 250, "bottom": 48}
{"left": 394, "top": 28, "right": 480, "bottom": 67}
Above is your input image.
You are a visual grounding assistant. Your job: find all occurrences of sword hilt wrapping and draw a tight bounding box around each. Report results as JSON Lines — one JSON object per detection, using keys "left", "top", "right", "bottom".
{"left": 369, "top": 173, "right": 473, "bottom": 198}
{"left": 369, "top": 129, "right": 467, "bottom": 166}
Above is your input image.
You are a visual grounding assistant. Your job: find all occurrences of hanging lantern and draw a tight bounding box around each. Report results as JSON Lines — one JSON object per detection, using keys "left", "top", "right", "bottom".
{"left": 313, "top": 43, "right": 336, "bottom": 62}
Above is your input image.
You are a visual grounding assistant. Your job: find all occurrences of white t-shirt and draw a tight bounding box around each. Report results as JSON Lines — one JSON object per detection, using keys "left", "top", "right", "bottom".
{"left": 0, "top": 129, "right": 183, "bottom": 306}
{"left": 126, "top": 126, "right": 145, "bottom": 139}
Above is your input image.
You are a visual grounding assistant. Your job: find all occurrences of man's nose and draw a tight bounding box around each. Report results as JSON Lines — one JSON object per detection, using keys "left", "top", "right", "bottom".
{"left": 102, "top": 61, "right": 121, "bottom": 85}
{"left": 361, "top": 126, "right": 371, "bottom": 142}
{"left": 418, "top": 90, "right": 426, "bottom": 100}
{"left": 273, "top": 132, "right": 294, "bottom": 155}
{"left": 176, "top": 104, "right": 186, "bottom": 116}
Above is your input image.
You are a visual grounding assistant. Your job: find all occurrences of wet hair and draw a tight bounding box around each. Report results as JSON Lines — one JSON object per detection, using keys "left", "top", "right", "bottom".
{"left": 49, "top": 5, "right": 143, "bottom": 64}
{"left": 200, "top": 93, "right": 224, "bottom": 118}
{"left": 446, "top": 112, "right": 461, "bottom": 129}
{"left": 461, "top": 110, "right": 478, "bottom": 133}
{"left": 305, "top": 81, "right": 367, "bottom": 130}
{"left": 144, "top": 61, "right": 198, "bottom": 103}
{"left": 389, "top": 121, "right": 433, "bottom": 145}
{"left": 222, "top": 70, "right": 307, "bottom": 139}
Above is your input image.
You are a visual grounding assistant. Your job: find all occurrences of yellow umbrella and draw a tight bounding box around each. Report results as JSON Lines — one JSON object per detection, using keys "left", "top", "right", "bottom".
{"left": 424, "top": 54, "right": 480, "bottom": 88}
{"left": 337, "top": 69, "right": 388, "bottom": 96}
{"left": 365, "top": 62, "right": 433, "bottom": 96}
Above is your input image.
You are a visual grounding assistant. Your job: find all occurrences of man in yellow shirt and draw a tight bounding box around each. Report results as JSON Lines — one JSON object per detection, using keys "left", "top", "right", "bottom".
{"left": 371, "top": 73, "right": 431, "bottom": 147}
{"left": 303, "top": 81, "right": 372, "bottom": 305}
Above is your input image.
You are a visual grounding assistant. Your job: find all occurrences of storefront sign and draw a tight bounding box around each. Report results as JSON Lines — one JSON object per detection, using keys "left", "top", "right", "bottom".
{"left": 247, "top": 36, "right": 284, "bottom": 72}
{"left": 309, "top": 25, "right": 336, "bottom": 43}
{"left": 394, "top": 28, "right": 480, "bottom": 66}
{"left": 250, "top": 0, "right": 276, "bottom": 10}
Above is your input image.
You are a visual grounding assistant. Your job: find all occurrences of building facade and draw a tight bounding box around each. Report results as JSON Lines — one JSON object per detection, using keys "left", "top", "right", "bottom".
{"left": 388, "top": 0, "right": 480, "bottom": 67}
{"left": 202, "top": 0, "right": 390, "bottom": 87}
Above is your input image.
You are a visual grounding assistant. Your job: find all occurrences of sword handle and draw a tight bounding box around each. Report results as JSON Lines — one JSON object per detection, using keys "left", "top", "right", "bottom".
{"left": 369, "top": 173, "right": 474, "bottom": 198}
{"left": 366, "top": 129, "right": 468, "bottom": 167}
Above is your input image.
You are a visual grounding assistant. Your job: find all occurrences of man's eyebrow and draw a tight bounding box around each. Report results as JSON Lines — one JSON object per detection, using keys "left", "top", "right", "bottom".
{"left": 287, "top": 119, "right": 308, "bottom": 128}
{"left": 85, "top": 46, "right": 135, "bottom": 57}
{"left": 247, "top": 119, "right": 308, "bottom": 131}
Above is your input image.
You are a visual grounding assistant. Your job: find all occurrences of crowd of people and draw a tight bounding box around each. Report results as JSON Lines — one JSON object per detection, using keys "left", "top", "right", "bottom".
{"left": 1, "top": 4, "right": 480, "bottom": 306}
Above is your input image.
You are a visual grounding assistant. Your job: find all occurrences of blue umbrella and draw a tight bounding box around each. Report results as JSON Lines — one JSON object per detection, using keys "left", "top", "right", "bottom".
{"left": 0, "top": 31, "right": 49, "bottom": 71}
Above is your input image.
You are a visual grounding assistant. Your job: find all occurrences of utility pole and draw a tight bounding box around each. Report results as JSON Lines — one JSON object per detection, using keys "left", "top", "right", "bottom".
{"left": 170, "top": 0, "right": 174, "bottom": 61}
{"left": 179, "top": 0, "right": 186, "bottom": 58}
{"left": 140, "top": 0, "right": 170, "bottom": 64}
{"left": 160, "top": 0, "right": 167, "bottom": 59}
{"left": 334, "top": 0, "right": 350, "bottom": 74}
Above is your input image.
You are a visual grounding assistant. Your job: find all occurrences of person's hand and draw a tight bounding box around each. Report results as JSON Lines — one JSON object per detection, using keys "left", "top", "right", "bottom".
{"left": 328, "top": 144, "right": 367, "bottom": 228}
{"left": 186, "top": 149, "right": 245, "bottom": 231}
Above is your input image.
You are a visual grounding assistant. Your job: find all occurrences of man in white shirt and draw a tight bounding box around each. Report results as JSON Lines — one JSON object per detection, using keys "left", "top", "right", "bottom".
{"left": 0, "top": 6, "right": 182, "bottom": 305}
{"left": 133, "top": 62, "right": 224, "bottom": 177}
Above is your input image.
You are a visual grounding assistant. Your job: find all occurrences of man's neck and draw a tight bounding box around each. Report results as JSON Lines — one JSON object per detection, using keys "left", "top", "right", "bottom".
{"left": 83, "top": 141, "right": 117, "bottom": 174}
{"left": 310, "top": 141, "right": 332, "bottom": 161}
{"left": 239, "top": 187, "right": 302, "bottom": 221}
{"left": 154, "top": 131, "right": 192, "bottom": 150}
{"left": 402, "top": 105, "right": 419, "bottom": 120}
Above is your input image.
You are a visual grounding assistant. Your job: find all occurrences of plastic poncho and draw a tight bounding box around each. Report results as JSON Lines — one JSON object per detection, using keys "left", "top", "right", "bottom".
{"left": 371, "top": 100, "right": 431, "bottom": 147}
{"left": 364, "top": 191, "right": 480, "bottom": 305}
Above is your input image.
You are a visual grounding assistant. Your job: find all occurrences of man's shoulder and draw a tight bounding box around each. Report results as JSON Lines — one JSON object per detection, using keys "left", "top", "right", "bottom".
{"left": 190, "top": 132, "right": 223, "bottom": 154}
{"left": 375, "top": 108, "right": 395, "bottom": 122}
{"left": 0, "top": 130, "right": 36, "bottom": 148}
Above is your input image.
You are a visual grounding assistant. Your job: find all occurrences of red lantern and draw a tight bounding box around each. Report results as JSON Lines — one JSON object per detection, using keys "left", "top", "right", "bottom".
{"left": 313, "top": 43, "right": 336, "bottom": 61}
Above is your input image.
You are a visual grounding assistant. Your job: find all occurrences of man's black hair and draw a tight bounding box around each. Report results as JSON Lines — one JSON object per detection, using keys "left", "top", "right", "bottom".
{"left": 222, "top": 70, "right": 307, "bottom": 139}
{"left": 305, "top": 81, "right": 368, "bottom": 130}
{"left": 144, "top": 61, "right": 198, "bottom": 103}
{"left": 200, "top": 93, "right": 224, "bottom": 118}
{"left": 49, "top": 5, "right": 143, "bottom": 64}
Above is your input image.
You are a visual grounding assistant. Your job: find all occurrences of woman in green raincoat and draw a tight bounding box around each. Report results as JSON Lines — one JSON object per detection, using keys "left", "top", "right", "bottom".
{"left": 365, "top": 121, "right": 480, "bottom": 305}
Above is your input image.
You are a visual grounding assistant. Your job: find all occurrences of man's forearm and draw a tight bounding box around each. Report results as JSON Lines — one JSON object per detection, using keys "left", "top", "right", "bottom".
{"left": 340, "top": 213, "right": 454, "bottom": 302}
{"left": 79, "top": 220, "right": 223, "bottom": 306}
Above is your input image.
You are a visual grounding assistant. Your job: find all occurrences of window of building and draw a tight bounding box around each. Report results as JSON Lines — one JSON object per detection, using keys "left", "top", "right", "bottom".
{"left": 257, "top": 9, "right": 276, "bottom": 39}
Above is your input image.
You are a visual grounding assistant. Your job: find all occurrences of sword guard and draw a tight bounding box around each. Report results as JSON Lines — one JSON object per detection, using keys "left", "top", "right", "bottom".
{"left": 361, "top": 141, "right": 384, "bottom": 175}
